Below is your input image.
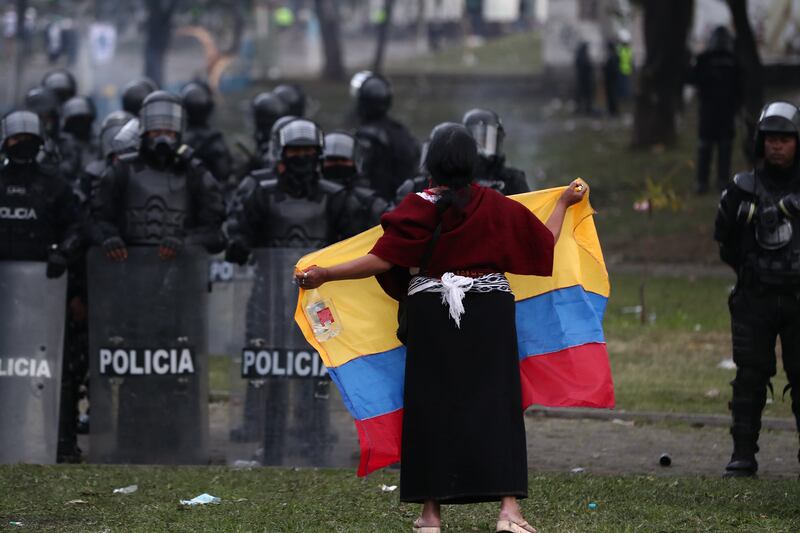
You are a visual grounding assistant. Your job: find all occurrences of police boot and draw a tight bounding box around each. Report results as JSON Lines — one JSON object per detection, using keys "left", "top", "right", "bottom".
{"left": 723, "top": 431, "right": 759, "bottom": 478}
{"left": 723, "top": 377, "right": 766, "bottom": 478}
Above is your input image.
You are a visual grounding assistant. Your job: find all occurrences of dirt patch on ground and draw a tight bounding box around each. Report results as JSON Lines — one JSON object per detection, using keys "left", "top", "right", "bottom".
{"left": 525, "top": 415, "right": 798, "bottom": 479}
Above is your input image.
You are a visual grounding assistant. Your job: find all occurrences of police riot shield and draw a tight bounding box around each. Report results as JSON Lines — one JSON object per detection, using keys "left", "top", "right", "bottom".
{"left": 227, "top": 248, "right": 358, "bottom": 468}
{"left": 87, "top": 246, "right": 209, "bottom": 464}
{"left": 0, "top": 261, "right": 67, "bottom": 464}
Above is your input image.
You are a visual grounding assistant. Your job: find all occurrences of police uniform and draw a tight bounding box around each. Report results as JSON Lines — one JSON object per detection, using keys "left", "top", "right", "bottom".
{"left": 91, "top": 92, "right": 226, "bottom": 253}
{"left": 714, "top": 101, "right": 800, "bottom": 477}
{"left": 0, "top": 110, "right": 85, "bottom": 462}
{"left": 350, "top": 71, "right": 420, "bottom": 202}
{"left": 181, "top": 82, "right": 233, "bottom": 186}
{"left": 225, "top": 119, "right": 356, "bottom": 463}
{"left": 463, "top": 108, "right": 530, "bottom": 196}
{"left": 322, "top": 131, "right": 387, "bottom": 238}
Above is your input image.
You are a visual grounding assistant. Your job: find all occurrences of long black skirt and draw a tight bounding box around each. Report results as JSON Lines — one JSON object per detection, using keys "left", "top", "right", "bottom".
{"left": 399, "top": 290, "right": 528, "bottom": 504}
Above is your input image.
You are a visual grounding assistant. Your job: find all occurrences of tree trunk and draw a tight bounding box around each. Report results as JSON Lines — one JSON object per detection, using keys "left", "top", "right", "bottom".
{"left": 631, "top": 0, "right": 694, "bottom": 148}
{"left": 726, "top": 0, "right": 762, "bottom": 164}
{"left": 314, "top": 0, "right": 345, "bottom": 81}
{"left": 144, "top": 0, "right": 178, "bottom": 86}
{"left": 372, "top": 0, "right": 396, "bottom": 74}
{"left": 12, "top": 0, "right": 27, "bottom": 104}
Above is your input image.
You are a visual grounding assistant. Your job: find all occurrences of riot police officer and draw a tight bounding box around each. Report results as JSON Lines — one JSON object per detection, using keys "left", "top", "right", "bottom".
{"left": 120, "top": 77, "right": 159, "bottom": 116}
{"left": 350, "top": 71, "right": 420, "bottom": 202}
{"left": 180, "top": 81, "right": 233, "bottom": 185}
{"left": 714, "top": 101, "right": 800, "bottom": 477}
{"left": 25, "top": 86, "right": 79, "bottom": 181}
{"left": 41, "top": 68, "right": 78, "bottom": 106}
{"left": 0, "top": 111, "right": 84, "bottom": 461}
{"left": 252, "top": 91, "right": 290, "bottom": 159}
{"left": 91, "top": 91, "right": 226, "bottom": 259}
{"left": 0, "top": 110, "right": 82, "bottom": 270}
{"left": 225, "top": 119, "right": 353, "bottom": 462}
{"left": 322, "top": 131, "right": 387, "bottom": 237}
{"left": 62, "top": 96, "right": 99, "bottom": 172}
{"left": 273, "top": 83, "right": 306, "bottom": 117}
{"left": 226, "top": 119, "right": 353, "bottom": 258}
{"left": 463, "top": 108, "right": 529, "bottom": 195}
{"left": 81, "top": 110, "right": 135, "bottom": 206}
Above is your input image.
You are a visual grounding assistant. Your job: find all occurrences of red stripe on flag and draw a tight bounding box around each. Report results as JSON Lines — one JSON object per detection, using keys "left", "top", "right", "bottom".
{"left": 355, "top": 408, "right": 403, "bottom": 477}
{"left": 355, "top": 344, "right": 614, "bottom": 476}
{"left": 520, "top": 343, "right": 615, "bottom": 409}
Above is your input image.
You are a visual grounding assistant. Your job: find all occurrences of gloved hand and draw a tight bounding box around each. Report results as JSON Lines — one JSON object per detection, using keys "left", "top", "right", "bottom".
{"left": 225, "top": 240, "right": 251, "bottom": 265}
{"left": 159, "top": 236, "right": 184, "bottom": 261}
{"left": 46, "top": 249, "right": 68, "bottom": 279}
{"left": 103, "top": 237, "right": 128, "bottom": 262}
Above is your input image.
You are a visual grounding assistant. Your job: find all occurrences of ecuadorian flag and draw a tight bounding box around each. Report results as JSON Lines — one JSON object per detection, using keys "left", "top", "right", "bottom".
{"left": 294, "top": 185, "right": 614, "bottom": 477}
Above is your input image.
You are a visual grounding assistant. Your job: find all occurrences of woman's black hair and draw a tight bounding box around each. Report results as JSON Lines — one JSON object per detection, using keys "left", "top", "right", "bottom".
{"left": 425, "top": 122, "right": 477, "bottom": 216}
{"left": 425, "top": 123, "right": 477, "bottom": 190}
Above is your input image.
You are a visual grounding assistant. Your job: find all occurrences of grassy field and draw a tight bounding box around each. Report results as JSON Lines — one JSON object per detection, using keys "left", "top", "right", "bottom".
{"left": 2, "top": 465, "right": 799, "bottom": 532}
{"left": 386, "top": 31, "right": 543, "bottom": 76}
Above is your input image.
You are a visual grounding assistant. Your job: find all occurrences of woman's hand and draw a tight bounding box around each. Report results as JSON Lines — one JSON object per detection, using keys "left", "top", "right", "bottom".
{"left": 295, "top": 265, "right": 329, "bottom": 290}
{"left": 558, "top": 179, "right": 588, "bottom": 207}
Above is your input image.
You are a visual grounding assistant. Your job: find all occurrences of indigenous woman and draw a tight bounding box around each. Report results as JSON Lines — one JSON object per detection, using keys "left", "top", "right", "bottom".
{"left": 296, "top": 124, "right": 585, "bottom": 533}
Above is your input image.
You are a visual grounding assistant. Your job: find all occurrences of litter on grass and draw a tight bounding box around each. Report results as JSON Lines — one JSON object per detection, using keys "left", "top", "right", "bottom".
{"left": 113, "top": 485, "right": 138, "bottom": 495}
{"left": 380, "top": 484, "right": 398, "bottom": 492}
{"left": 180, "top": 493, "right": 221, "bottom": 506}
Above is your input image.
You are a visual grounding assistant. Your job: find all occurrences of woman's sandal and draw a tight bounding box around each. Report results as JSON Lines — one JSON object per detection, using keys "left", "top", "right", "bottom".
{"left": 412, "top": 517, "right": 441, "bottom": 533}
{"left": 496, "top": 518, "right": 538, "bottom": 533}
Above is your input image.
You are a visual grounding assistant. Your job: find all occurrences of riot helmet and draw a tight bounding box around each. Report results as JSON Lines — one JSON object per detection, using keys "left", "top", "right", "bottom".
{"left": 267, "top": 114, "right": 298, "bottom": 163}
{"left": 99, "top": 110, "right": 134, "bottom": 160}
{"left": 1, "top": 110, "right": 44, "bottom": 164}
{"left": 139, "top": 91, "right": 185, "bottom": 167}
{"left": 62, "top": 96, "right": 97, "bottom": 140}
{"left": 121, "top": 77, "right": 159, "bottom": 116}
{"left": 273, "top": 83, "right": 306, "bottom": 117}
{"left": 41, "top": 69, "right": 77, "bottom": 104}
{"left": 25, "top": 86, "right": 60, "bottom": 137}
{"left": 277, "top": 119, "right": 324, "bottom": 196}
{"left": 350, "top": 71, "right": 392, "bottom": 121}
{"left": 323, "top": 131, "right": 358, "bottom": 185}
{"left": 252, "top": 91, "right": 289, "bottom": 140}
{"left": 180, "top": 81, "right": 214, "bottom": 126}
{"left": 462, "top": 108, "right": 505, "bottom": 159}
{"left": 754, "top": 101, "right": 800, "bottom": 160}
{"left": 110, "top": 117, "right": 141, "bottom": 160}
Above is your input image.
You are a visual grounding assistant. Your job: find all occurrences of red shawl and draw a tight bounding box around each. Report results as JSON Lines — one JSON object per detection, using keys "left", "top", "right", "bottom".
{"left": 370, "top": 185, "right": 554, "bottom": 300}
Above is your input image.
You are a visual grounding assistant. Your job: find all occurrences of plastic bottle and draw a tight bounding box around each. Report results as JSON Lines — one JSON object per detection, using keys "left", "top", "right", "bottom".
{"left": 304, "top": 289, "right": 342, "bottom": 342}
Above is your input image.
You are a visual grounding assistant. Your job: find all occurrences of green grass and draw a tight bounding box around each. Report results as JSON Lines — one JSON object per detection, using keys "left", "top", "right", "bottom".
{"left": 2, "top": 465, "right": 799, "bottom": 532}
{"left": 386, "top": 31, "right": 543, "bottom": 76}
{"left": 604, "top": 273, "right": 792, "bottom": 417}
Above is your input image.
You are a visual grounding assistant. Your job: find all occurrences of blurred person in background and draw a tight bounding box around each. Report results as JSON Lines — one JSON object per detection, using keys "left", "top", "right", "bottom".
{"left": 350, "top": 71, "right": 420, "bottom": 202}
{"left": 687, "top": 26, "right": 741, "bottom": 194}
{"left": 574, "top": 41, "right": 595, "bottom": 115}
{"left": 180, "top": 81, "right": 233, "bottom": 186}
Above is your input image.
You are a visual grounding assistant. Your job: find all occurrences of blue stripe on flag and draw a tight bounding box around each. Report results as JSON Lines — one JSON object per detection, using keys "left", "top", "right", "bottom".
{"left": 329, "top": 286, "right": 607, "bottom": 422}
{"left": 328, "top": 346, "right": 406, "bottom": 421}
{"left": 516, "top": 285, "right": 607, "bottom": 358}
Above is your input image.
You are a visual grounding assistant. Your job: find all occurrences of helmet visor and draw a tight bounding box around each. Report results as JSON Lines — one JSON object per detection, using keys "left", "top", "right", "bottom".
{"left": 324, "top": 134, "right": 355, "bottom": 160}
{"left": 759, "top": 102, "right": 799, "bottom": 132}
{"left": 141, "top": 101, "right": 184, "bottom": 134}
{"left": 467, "top": 123, "right": 500, "bottom": 157}
{"left": 2, "top": 111, "right": 42, "bottom": 142}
